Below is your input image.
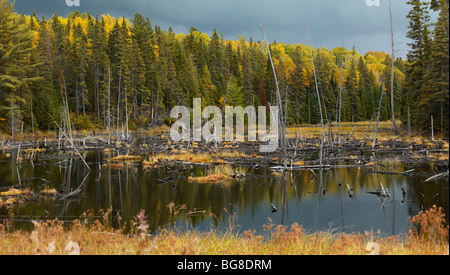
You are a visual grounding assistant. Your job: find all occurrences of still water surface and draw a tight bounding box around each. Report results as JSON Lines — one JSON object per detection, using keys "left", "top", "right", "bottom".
{"left": 0, "top": 150, "right": 448, "bottom": 236}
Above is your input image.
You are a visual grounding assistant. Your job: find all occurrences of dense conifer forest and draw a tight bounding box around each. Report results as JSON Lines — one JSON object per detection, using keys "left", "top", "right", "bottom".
{"left": 0, "top": 0, "right": 448, "bottom": 137}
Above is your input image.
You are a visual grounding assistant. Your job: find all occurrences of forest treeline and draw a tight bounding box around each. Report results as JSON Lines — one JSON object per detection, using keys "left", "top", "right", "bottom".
{"left": 0, "top": 0, "right": 448, "bottom": 137}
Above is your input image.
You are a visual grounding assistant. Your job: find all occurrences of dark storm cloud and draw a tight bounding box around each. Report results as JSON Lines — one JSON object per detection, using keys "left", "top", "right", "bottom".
{"left": 13, "top": 0, "right": 429, "bottom": 57}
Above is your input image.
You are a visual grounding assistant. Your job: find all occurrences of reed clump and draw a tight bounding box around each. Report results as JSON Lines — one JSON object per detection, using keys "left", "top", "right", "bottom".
{"left": 0, "top": 188, "right": 30, "bottom": 197}
{"left": 143, "top": 152, "right": 215, "bottom": 167}
{"left": 186, "top": 165, "right": 246, "bottom": 184}
{"left": 40, "top": 188, "right": 59, "bottom": 196}
{"left": 0, "top": 187, "right": 61, "bottom": 208}
{"left": 103, "top": 163, "right": 125, "bottom": 170}
{"left": 0, "top": 188, "right": 32, "bottom": 207}
{"left": 142, "top": 150, "right": 255, "bottom": 168}
{"left": 110, "top": 155, "right": 142, "bottom": 162}
{"left": 187, "top": 174, "right": 233, "bottom": 184}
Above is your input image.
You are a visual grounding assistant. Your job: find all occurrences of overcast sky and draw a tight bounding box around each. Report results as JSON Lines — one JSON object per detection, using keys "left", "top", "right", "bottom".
{"left": 13, "top": 0, "right": 438, "bottom": 58}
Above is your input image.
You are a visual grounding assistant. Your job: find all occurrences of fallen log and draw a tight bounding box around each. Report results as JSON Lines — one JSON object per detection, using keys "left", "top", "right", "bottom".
{"left": 59, "top": 189, "right": 81, "bottom": 200}
{"left": 365, "top": 169, "right": 422, "bottom": 176}
{"left": 425, "top": 171, "right": 449, "bottom": 183}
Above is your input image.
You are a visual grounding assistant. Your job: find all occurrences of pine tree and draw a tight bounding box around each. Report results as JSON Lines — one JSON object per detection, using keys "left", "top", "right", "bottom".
{"left": 358, "top": 56, "right": 377, "bottom": 120}
{"left": 2, "top": 3, "right": 427, "bottom": 135}
{"left": 290, "top": 51, "right": 308, "bottom": 124}
{"left": 422, "top": 0, "right": 449, "bottom": 133}
{"left": 345, "top": 57, "right": 361, "bottom": 121}
{"left": 73, "top": 21, "right": 89, "bottom": 118}
{"left": 0, "top": 0, "right": 37, "bottom": 131}
{"left": 225, "top": 76, "right": 243, "bottom": 107}
{"left": 404, "top": 0, "right": 433, "bottom": 130}
{"left": 131, "top": 13, "right": 155, "bottom": 118}
{"left": 200, "top": 64, "right": 216, "bottom": 106}
{"left": 88, "top": 15, "right": 108, "bottom": 125}
{"left": 34, "top": 15, "right": 59, "bottom": 129}
{"left": 0, "top": 0, "right": 35, "bottom": 97}
{"left": 108, "top": 19, "right": 133, "bottom": 129}
{"left": 314, "top": 49, "right": 336, "bottom": 122}
{"left": 241, "top": 38, "right": 254, "bottom": 106}
{"left": 208, "top": 29, "right": 224, "bottom": 102}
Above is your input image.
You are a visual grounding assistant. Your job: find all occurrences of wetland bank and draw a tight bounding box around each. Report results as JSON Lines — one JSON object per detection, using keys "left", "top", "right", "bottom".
{"left": 0, "top": 124, "right": 449, "bottom": 255}
{"left": 1, "top": 0, "right": 449, "bottom": 255}
{"left": 1, "top": 123, "right": 448, "bottom": 239}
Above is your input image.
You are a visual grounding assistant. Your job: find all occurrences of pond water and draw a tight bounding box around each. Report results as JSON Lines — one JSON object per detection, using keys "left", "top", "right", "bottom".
{"left": 0, "top": 149, "right": 448, "bottom": 236}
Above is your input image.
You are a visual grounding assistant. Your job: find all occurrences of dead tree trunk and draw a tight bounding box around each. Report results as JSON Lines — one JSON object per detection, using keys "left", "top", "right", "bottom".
{"left": 108, "top": 64, "right": 111, "bottom": 145}
{"left": 407, "top": 100, "right": 412, "bottom": 137}
{"left": 338, "top": 55, "right": 344, "bottom": 144}
{"left": 373, "top": 85, "right": 384, "bottom": 150}
{"left": 306, "top": 24, "right": 326, "bottom": 166}
{"left": 10, "top": 101, "right": 14, "bottom": 144}
{"left": 431, "top": 115, "right": 434, "bottom": 141}
{"left": 261, "top": 25, "right": 285, "bottom": 165}
{"left": 389, "top": 0, "right": 397, "bottom": 131}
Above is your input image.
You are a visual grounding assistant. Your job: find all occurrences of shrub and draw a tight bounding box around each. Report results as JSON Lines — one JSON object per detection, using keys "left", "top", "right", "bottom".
{"left": 409, "top": 205, "right": 449, "bottom": 245}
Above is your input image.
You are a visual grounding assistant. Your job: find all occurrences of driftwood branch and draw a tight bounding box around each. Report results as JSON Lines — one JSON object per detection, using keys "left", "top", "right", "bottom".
{"left": 425, "top": 171, "right": 449, "bottom": 182}
{"left": 49, "top": 114, "right": 91, "bottom": 171}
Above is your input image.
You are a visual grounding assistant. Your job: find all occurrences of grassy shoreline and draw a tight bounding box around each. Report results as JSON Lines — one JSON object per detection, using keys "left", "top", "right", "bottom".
{"left": 0, "top": 206, "right": 448, "bottom": 255}
{"left": 1, "top": 120, "right": 448, "bottom": 144}
{"left": 1, "top": 121, "right": 448, "bottom": 255}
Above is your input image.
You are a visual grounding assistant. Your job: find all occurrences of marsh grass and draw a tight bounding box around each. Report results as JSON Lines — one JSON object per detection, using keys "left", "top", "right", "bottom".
{"left": 0, "top": 205, "right": 447, "bottom": 255}
{"left": 0, "top": 188, "right": 30, "bottom": 197}
{"left": 110, "top": 155, "right": 142, "bottom": 162}
{"left": 1, "top": 121, "right": 446, "bottom": 150}
{"left": 187, "top": 174, "right": 233, "bottom": 184}
{"left": 143, "top": 150, "right": 256, "bottom": 168}
{"left": 186, "top": 165, "right": 247, "bottom": 184}
{"left": 287, "top": 120, "right": 405, "bottom": 141}
{"left": 143, "top": 152, "right": 216, "bottom": 167}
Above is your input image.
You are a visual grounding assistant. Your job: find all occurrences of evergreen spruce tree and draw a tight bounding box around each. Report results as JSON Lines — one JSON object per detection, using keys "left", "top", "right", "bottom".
{"left": 208, "top": 29, "right": 224, "bottom": 102}
{"left": 241, "top": 38, "right": 254, "bottom": 106}
{"left": 345, "top": 57, "right": 361, "bottom": 121}
{"left": 131, "top": 13, "right": 155, "bottom": 119}
{"left": 422, "top": 0, "right": 449, "bottom": 133}
{"left": 404, "top": 0, "right": 433, "bottom": 130}
{"left": 0, "top": 0, "right": 37, "bottom": 131}
{"left": 2, "top": 1, "right": 436, "bottom": 135}
{"left": 34, "top": 16, "right": 59, "bottom": 128}
{"left": 0, "top": 0, "right": 35, "bottom": 97}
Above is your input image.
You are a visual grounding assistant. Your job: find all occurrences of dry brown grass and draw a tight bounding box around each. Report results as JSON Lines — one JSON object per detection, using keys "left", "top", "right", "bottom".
{"left": 105, "top": 163, "right": 125, "bottom": 170}
{"left": 0, "top": 188, "right": 29, "bottom": 197}
{"left": 110, "top": 155, "right": 142, "bottom": 162}
{"left": 143, "top": 150, "right": 256, "bottom": 168}
{"left": 0, "top": 187, "right": 60, "bottom": 208}
{"left": 40, "top": 188, "right": 58, "bottom": 196}
{"left": 0, "top": 205, "right": 447, "bottom": 255}
{"left": 407, "top": 205, "right": 449, "bottom": 254}
{"left": 287, "top": 120, "right": 405, "bottom": 141}
{"left": 187, "top": 174, "right": 233, "bottom": 184}
{"left": 0, "top": 188, "right": 32, "bottom": 207}
{"left": 186, "top": 165, "right": 246, "bottom": 184}
{"left": 143, "top": 152, "right": 215, "bottom": 167}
